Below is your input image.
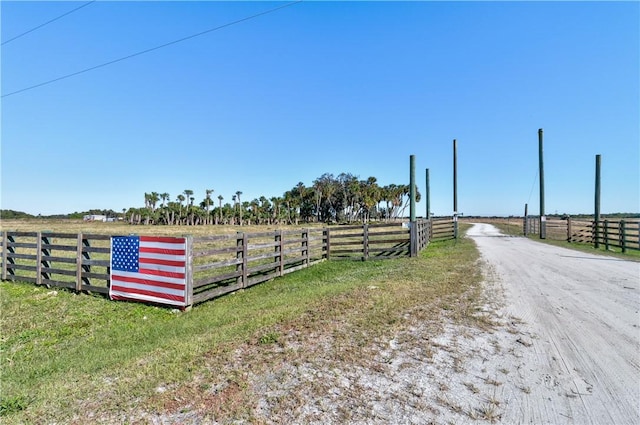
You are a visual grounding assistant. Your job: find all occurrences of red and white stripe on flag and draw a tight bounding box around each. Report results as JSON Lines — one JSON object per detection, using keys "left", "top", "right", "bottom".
{"left": 110, "top": 235, "right": 187, "bottom": 307}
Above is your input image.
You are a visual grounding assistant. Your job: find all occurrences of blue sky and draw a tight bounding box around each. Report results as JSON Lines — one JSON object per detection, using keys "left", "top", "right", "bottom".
{"left": 2, "top": 1, "right": 638, "bottom": 217}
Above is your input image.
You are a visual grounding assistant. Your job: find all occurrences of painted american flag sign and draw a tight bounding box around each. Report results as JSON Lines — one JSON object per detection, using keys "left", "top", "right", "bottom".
{"left": 110, "top": 235, "right": 188, "bottom": 307}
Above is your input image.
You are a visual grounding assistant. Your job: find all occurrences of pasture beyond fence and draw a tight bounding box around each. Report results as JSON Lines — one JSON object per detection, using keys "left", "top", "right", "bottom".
{"left": 524, "top": 217, "right": 640, "bottom": 252}
{"left": 0, "top": 218, "right": 454, "bottom": 308}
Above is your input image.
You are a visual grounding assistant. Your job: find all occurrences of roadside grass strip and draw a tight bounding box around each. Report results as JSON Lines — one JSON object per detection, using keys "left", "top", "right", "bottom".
{"left": 1, "top": 229, "right": 480, "bottom": 424}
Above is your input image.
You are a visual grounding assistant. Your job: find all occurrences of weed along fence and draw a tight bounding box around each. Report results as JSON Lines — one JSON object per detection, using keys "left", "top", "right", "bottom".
{"left": 524, "top": 217, "right": 640, "bottom": 252}
{"left": 0, "top": 218, "right": 455, "bottom": 308}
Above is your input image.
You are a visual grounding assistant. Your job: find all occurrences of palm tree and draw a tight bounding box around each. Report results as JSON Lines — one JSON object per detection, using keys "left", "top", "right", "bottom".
{"left": 167, "top": 201, "right": 180, "bottom": 225}
{"left": 293, "top": 182, "right": 305, "bottom": 224}
{"left": 143, "top": 192, "right": 151, "bottom": 209}
{"left": 204, "top": 189, "right": 214, "bottom": 225}
{"left": 249, "top": 198, "right": 261, "bottom": 225}
{"left": 259, "top": 196, "right": 271, "bottom": 224}
{"left": 160, "top": 192, "right": 170, "bottom": 208}
{"left": 232, "top": 195, "right": 237, "bottom": 225}
{"left": 235, "top": 191, "right": 243, "bottom": 225}
{"left": 142, "top": 193, "right": 157, "bottom": 225}
{"left": 283, "top": 191, "right": 293, "bottom": 224}
{"left": 176, "top": 194, "right": 186, "bottom": 224}
{"left": 313, "top": 173, "right": 338, "bottom": 223}
{"left": 149, "top": 192, "right": 160, "bottom": 211}
{"left": 270, "top": 196, "right": 281, "bottom": 224}
{"left": 217, "top": 194, "right": 223, "bottom": 224}
{"left": 183, "top": 190, "right": 194, "bottom": 207}
{"left": 360, "top": 177, "right": 380, "bottom": 222}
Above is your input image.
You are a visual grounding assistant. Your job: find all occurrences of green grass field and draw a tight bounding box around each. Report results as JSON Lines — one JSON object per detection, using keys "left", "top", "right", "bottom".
{"left": 0, "top": 220, "right": 481, "bottom": 424}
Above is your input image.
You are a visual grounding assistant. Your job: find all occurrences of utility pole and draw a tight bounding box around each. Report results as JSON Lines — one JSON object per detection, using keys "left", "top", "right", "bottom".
{"left": 524, "top": 203, "right": 529, "bottom": 236}
{"left": 594, "top": 154, "right": 601, "bottom": 248}
{"left": 425, "top": 168, "right": 431, "bottom": 219}
{"left": 453, "top": 139, "right": 458, "bottom": 239}
{"left": 409, "top": 155, "right": 417, "bottom": 256}
{"left": 538, "top": 129, "right": 546, "bottom": 239}
{"left": 410, "top": 155, "right": 416, "bottom": 223}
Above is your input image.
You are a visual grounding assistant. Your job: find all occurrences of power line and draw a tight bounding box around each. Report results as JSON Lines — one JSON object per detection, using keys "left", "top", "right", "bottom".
{"left": 2, "top": 1, "right": 97, "bottom": 46}
{"left": 2, "top": 0, "right": 303, "bottom": 98}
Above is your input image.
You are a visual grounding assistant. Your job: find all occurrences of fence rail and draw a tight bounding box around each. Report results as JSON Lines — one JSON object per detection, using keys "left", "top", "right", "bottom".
{"left": 593, "top": 220, "right": 640, "bottom": 252}
{"left": 326, "top": 222, "right": 411, "bottom": 260}
{"left": 524, "top": 217, "right": 640, "bottom": 252}
{"left": 0, "top": 231, "right": 111, "bottom": 293}
{"left": 190, "top": 228, "right": 325, "bottom": 304}
{"left": 1, "top": 218, "right": 455, "bottom": 307}
{"left": 431, "top": 219, "right": 456, "bottom": 240}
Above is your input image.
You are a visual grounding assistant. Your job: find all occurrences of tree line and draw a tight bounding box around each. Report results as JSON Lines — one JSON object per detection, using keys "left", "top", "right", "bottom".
{"left": 123, "top": 172, "right": 421, "bottom": 226}
{"left": 0, "top": 209, "right": 120, "bottom": 220}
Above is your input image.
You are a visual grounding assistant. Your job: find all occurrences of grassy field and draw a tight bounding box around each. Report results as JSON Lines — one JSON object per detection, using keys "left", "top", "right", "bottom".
{"left": 0, "top": 220, "right": 481, "bottom": 423}
{"left": 460, "top": 218, "right": 523, "bottom": 236}
{"left": 0, "top": 218, "right": 324, "bottom": 236}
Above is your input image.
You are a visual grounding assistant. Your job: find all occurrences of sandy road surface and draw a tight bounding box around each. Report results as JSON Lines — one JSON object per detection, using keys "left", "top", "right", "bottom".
{"left": 137, "top": 224, "right": 639, "bottom": 424}
{"left": 468, "top": 223, "right": 640, "bottom": 424}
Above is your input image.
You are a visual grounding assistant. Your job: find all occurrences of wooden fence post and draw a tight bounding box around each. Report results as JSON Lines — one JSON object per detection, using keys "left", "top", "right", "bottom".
{"left": 236, "top": 232, "right": 244, "bottom": 288}
{"left": 1, "top": 231, "right": 6, "bottom": 280}
{"left": 275, "top": 230, "right": 284, "bottom": 276}
{"left": 409, "top": 222, "right": 417, "bottom": 257}
{"left": 242, "top": 233, "right": 248, "bottom": 287}
{"left": 430, "top": 219, "right": 434, "bottom": 240}
{"left": 302, "top": 229, "right": 309, "bottom": 266}
{"left": 567, "top": 217, "right": 572, "bottom": 242}
{"left": 620, "top": 221, "right": 626, "bottom": 253}
{"left": 82, "top": 237, "right": 91, "bottom": 287}
{"left": 184, "top": 235, "right": 193, "bottom": 307}
{"left": 36, "top": 232, "right": 43, "bottom": 285}
{"left": 4, "top": 234, "right": 15, "bottom": 278}
{"left": 425, "top": 220, "right": 430, "bottom": 249}
{"left": 76, "top": 233, "right": 84, "bottom": 291}
{"left": 363, "top": 224, "right": 369, "bottom": 260}
{"left": 41, "top": 233, "right": 51, "bottom": 282}
{"left": 323, "top": 228, "right": 331, "bottom": 260}
{"left": 604, "top": 220, "right": 609, "bottom": 251}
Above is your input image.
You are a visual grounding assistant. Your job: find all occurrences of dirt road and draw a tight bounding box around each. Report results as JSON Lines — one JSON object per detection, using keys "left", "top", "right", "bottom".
{"left": 134, "top": 224, "right": 639, "bottom": 424}
{"left": 467, "top": 223, "right": 640, "bottom": 424}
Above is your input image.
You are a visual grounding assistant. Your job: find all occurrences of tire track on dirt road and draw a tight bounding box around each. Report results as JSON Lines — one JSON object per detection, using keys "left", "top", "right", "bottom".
{"left": 468, "top": 223, "right": 640, "bottom": 424}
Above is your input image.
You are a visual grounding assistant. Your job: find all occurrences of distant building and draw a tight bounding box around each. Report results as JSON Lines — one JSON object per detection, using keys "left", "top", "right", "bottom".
{"left": 83, "top": 214, "right": 107, "bottom": 222}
